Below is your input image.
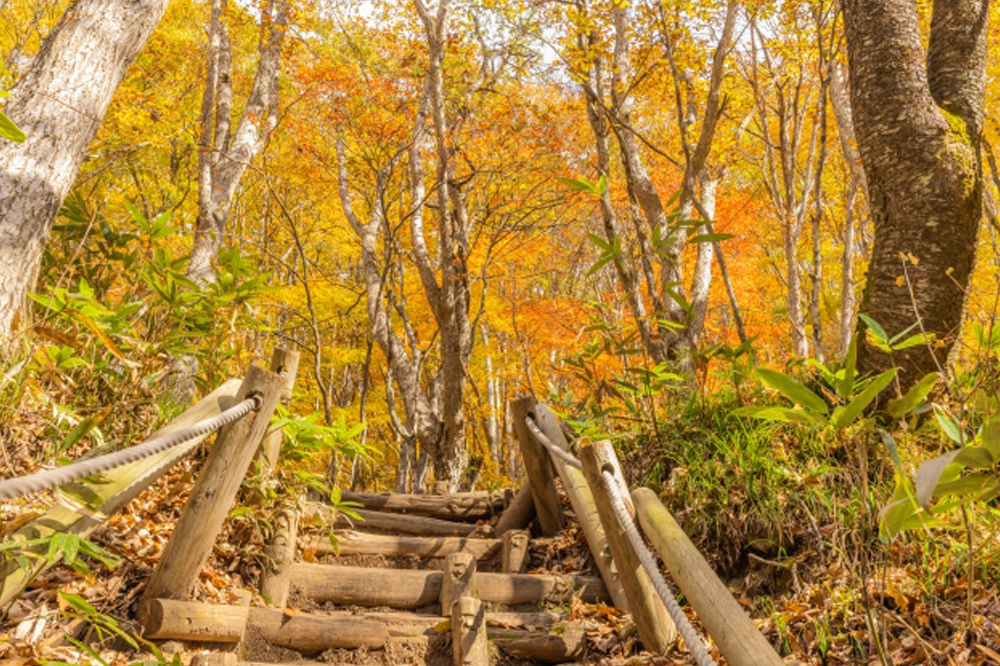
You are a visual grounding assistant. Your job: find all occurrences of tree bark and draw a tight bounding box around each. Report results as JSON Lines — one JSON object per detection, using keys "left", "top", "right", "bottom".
{"left": 187, "top": 0, "right": 288, "bottom": 283}
{"left": 0, "top": 0, "right": 167, "bottom": 340}
{"left": 842, "top": 0, "right": 987, "bottom": 389}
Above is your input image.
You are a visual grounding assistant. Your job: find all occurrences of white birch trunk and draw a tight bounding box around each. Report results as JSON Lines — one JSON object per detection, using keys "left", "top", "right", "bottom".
{"left": 0, "top": 0, "right": 167, "bottom": 340}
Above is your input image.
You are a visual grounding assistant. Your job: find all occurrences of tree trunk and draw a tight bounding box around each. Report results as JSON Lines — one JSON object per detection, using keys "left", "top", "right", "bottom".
{"left": 187, "top": 0, "right": 288, "bottom": 283}
{"left": 0, "top": 0, "right": 167, "bottom": 340}
{"left": 843, "top": 0, "right": 987, "bottom": 389}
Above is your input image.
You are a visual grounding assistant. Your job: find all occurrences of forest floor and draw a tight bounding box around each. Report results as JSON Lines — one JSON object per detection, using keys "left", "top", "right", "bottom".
{"left": 0, "top": 406, "right": 999, "bottom": 665}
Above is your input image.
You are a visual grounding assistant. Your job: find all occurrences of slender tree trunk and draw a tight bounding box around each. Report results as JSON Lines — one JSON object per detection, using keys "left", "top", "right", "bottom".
{"left": 0, "top": 0, "right": 167, "bottom": 340}
{"left": 687, "top": 171, "right": 719, "bottom": 346}
{"left": 187, "top": 0, "right": 288, "bottom": 283}
{"left": 829, "top": 61, "right": 867, "bottom": 355}
{"left": 843, "top": 0, "right": 987, "bottom": 389}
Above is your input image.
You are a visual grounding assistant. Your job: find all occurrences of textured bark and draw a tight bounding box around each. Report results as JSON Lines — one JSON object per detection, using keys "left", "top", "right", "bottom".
{"left": 0, "top": 0, "right": 167, "bottom": 340}
{"left": 187, "top": 0, "right": 288, "bottom": 283}
{"left": 829, "top": 62, "right": 866, "bottom": 354}
{"left": 843, "top": 0, "right": 987, "bottom": 388}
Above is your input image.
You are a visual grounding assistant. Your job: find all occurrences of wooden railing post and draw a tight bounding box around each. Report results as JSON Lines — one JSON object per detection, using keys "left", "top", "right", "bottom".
{"left": 260, "top": 347, "right": 300, "bottom": 476}
{"left": 510, "top": 397, "right": 563, "bottom": 536}
{"left": 527, "top": 403, "right": 630, "bottom": 611}
{"left": 579, "top": 440, "right": 677, "bottom": 653}
{"left": 140, "top": 363, "right": 285, "bottom": 617}
{"left": 260, "top": 509, "right": 299, "bottom": 608}
{"left": 632, "top": 488, "right": 785, "bottom": 666}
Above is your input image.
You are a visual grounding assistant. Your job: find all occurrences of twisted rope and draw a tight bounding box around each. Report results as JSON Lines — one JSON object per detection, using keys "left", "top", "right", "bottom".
{"left": 526, "top": 415, "right": 717, "bottom": 666}
{"left": 0, "top": 395, "right": 261, "bottom": 500}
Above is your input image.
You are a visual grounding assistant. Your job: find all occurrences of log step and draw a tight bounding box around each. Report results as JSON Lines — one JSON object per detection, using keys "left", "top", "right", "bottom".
{"left": 338, "top": 490, "right": 508, "bottom": 521}
{"left": 289, "top": 563, "right": 610, "bottom": 608}
{"left": 145, "top": 599, "right": 582, "bottom": 662}
{"left": 302, "top": 530, "right": 501, "bottom": 559}
{"left": 304, "top": 503, "right": 481, "bottom": 537}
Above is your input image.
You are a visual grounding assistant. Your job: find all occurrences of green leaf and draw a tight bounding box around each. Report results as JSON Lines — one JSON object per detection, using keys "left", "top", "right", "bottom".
{"left": 886, "top": 372, "right": 937, "bottom": 418}
{"left": 585, "top": 254, "right": 613, "bottom": 277}
{"left": 731, "top": 406, "right": 826, "bottom": 426}
{"left": 933, "top": 473, "right": 998, "bottom": 499}
{"left": 953, "top": 446, "right": 994, "bottom": 469}
{"left": 586, "top": 232, "right": 612, "bottom": 252}
{"left": 755, "top": 368, "right": 828, "bottom": 414}
{"left": 915, "top": 450, "right": 960, "bottom": 508}
{"left": 838, "top": 335, "right": 857, "bottom": 401}
{"left": 892, "top": 333, "right": 932, "bottom": 350}
{"left": 981, "top": 416, "right": 1000, "bottom": 459}
{"left": 687, "top": 233, "right": 733, "bottom": 244}
{"left": 934, "top": 405, "right": 964, "bottom": 444}
{"left": 0, "top": 110, "right": 25, "bottom": 143}
{"left": 858, "top": 313, "right": 888, "bottom": 344}
{"left": 834, "top": 369, "right": 896, "bottom": 429}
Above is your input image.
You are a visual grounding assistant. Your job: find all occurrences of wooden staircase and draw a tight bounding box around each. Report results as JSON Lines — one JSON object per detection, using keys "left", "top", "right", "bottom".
{"left": 142, "top": 489, "right": 607, "bottom": 665}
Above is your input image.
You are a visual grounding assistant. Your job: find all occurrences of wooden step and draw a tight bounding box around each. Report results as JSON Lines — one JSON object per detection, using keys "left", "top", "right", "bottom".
{"left": 338, "top": 490, "right": 508, "bottom": 521}
{"left": 305, "top": 503, "right": 482, "bottom": 537}
{"left": 289, "top": 563, "right": 610, "bottom": 608}
{"left": 145, "top": 599, "right": 584, "bottom": 662}
{"left": 302, "top": 530, "right": 501, "bottom": 559}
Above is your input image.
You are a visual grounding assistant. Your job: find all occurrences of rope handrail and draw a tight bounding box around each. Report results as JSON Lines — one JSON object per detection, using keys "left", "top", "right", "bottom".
{"left": 0, "top": 395, "right": 262, "bottom": 501}
{"left": 525, "top": 414, "right": 717, "bottom": 666}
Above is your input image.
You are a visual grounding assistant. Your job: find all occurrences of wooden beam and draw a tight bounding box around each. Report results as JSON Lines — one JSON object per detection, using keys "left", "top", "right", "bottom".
{"left": 440, "top": 552, "right": 476, "bottom": 615}
{"left": 511, "top": 397, "right": 563, "bottom": 536}
{"left": 337, "top": 490, "right": 505, "bottom": 521}
{"left": 0, "top": 379, "right": 242, "bottom": 608}
{"left": 529, "top": 403, "right": 630, "bottom": 611}
{"left": 260, "top": 509, "right": 298, "bottom": 608}
{"left": 304, "top": 502, "right": 478, "bottom": 537}
{"left": 493, "top": 483, "right": 535, "bottom": 536}
{"left": 633, "top": 488, "right": 784, "bottom": 666}
{"left": 303, "top": 530, "right": 500, "bottom": 559}
{"left": 579, "top": 441, "right": 677, "bottom": 653}
{"left": 452, "top": 596, "right": 488, "bottom": 666}
{"left": 492, "top": 624, "right": 586, "bottom": 664}
{"left": 141, "top": 365, "right": 286, "bottom": 608}
{"left": 501, "top": 530, "right": 529, "bottom": 574}
{"left": 289, "top": 563, "right": 610, "bottom": 608}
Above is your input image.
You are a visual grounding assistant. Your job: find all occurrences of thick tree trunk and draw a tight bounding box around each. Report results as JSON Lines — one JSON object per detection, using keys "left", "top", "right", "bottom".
{"left": 843, "top": 0, "right": 987, "bottom": 389}
{"left": 0, "top": 0, "right": 167, "bottom": 340}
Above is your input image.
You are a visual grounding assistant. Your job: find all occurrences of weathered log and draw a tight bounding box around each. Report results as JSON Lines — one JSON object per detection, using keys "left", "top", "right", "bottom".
{"left": 511, "top": 397, "right": 563, "bottom": 536}
{"left": 633, "top": 488, "right": 784, "bottom": 666}
{"left": 338, "top": 490, "right": 505, "bottom": 521}
{"left": 191, "top": 653, "right": 236, "bottom": 666}
{"left": 493, "top": 483, "right": 536, "bottom": 537}
{"left": 452, "top": 596, "right": 488, "bottom": 666}
{"left": 141, "top": 366, "right": 286, "bottom": 609}
{"left": 580, "top": 441, "right": 676, "bottom": 653}
{"left": 491, "top": 624, "right": 586, "bottom": 663}
{"left": 303, "top": 530, "right": 500, "bottom": 559}
{"left": 260, "top": 510, "right": 298, "bottom": 608}
{"left": 0, "top": 379, "right": 242, "bottom": 608}
{"left": 248, "top": 606, "right": 388, "bottom": 651}
{"left": 305, "top": 502, "right": 478, "bottom": 537}
{"left": 142, "top": 599, "right": 570, "bottom": 647}
{"left": 258, "top": 348, "right": 301, "bottom": 475}
{"left": 501, "top": 530, "right": 529, "bottom": 574}
{"left": 440, "top": 552, "right": 476, "bottom": 615}
{"left": 289, "top": 564, "right": 610, "bottom": 608}
{"left": 529, "top": 402, "right": 630, "bottom": 611}
{"left": 142, "top": 598, "right": 248, "bottom": 642}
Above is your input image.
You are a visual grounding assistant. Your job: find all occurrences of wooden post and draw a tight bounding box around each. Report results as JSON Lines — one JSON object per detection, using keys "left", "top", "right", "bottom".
{"left": 452, "top": 596, "right": 488, "bottom": 666}
{"left": 633, "top": 488, "right": 784, "bottom": 666}
{"left": 502, "top": 530, "right": 529, "bottom": 574}
{"left": 510, "top": 397, "right": 563, "bottom": 536}
{"left": 494, "top": 483, "right": 535, "bottom": 536}
{"left": 140, "top": 364, "right": 286, "bottom": 613}
{"left": 260, "top": 348, "right": 300, "bottom": 475}
{"left": 0, "top": 379, "right": 242, "bottom": 608}
{"left": 579, "top": 440, "right": 677, "bottom": 653}
{"left": 440, "top": 552, "right": 476, "bottom": 615}
{"left": 528, "top": 403, "right": 629, "bottom": 611}
{"left": 260, "top": 509, "right": 298, "bottom": 608}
